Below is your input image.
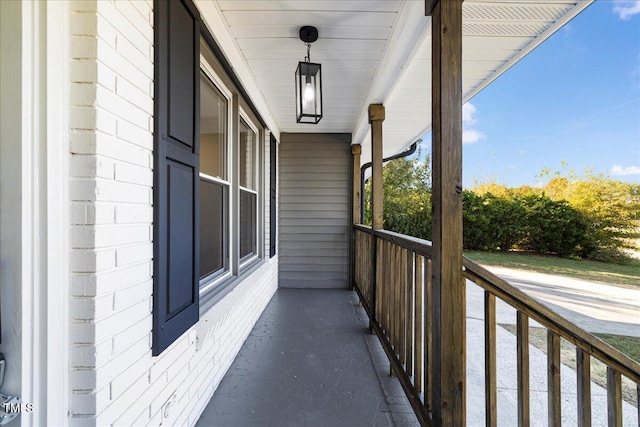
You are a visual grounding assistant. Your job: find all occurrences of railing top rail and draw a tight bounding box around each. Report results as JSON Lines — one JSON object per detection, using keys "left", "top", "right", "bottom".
{"left": 353, "top": 224, "right": 372, "bottom": 232}
{"left": 463, "top": 256, "right": 640, "bottom": 384}
{"left": 353, "top": 224, "right": 433, "bottom": 258}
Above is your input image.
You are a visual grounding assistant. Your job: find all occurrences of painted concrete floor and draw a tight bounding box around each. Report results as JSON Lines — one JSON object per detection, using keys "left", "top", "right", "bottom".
{"left": 196, "top": 289, "right": 419, "bottom": 427}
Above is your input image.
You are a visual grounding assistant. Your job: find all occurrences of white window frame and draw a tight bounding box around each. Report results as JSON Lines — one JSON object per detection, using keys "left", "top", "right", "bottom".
{"left": 199, "top": 54, "right": 234, "bottom": 294}
{"left": 238, "top": 108, "right": 261, "bottom": 266}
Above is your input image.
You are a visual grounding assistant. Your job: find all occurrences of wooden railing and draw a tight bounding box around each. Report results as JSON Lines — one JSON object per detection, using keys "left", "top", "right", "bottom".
{"left": 353, "top": 224, "right": 640, "bottom": 427}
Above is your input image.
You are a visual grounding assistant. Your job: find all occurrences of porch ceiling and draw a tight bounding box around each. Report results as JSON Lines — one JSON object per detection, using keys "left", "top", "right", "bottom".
{"left": 204, "top": 0, "right": 592, "bottom": 165}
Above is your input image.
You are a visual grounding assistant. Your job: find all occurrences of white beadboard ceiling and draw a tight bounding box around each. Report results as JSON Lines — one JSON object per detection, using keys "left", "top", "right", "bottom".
{"left": 205, "top": 0, "right": 593, "bottom": 166}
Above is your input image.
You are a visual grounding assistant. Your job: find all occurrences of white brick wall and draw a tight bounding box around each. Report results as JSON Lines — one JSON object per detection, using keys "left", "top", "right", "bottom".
{"left": 68, "top": 2, "right": 278, "bottom": 425}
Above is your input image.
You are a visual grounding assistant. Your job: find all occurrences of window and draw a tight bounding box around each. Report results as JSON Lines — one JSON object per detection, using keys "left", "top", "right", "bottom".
{"left": 199, "top": 70, "right": 230, "bottom": 282}
{"left": 153, "top": 0, "right": 266, "bottom": 355}
{"left": 198, "top": 42, "right": 263, "bottom": 291}
{"left": 239, "top": 116, "right": 258, "bottom": 260}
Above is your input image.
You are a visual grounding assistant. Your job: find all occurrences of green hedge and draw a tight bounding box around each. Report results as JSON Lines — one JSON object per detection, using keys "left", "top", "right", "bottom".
{"left": 363, "top": 158, "right": 637, "bottom": 262}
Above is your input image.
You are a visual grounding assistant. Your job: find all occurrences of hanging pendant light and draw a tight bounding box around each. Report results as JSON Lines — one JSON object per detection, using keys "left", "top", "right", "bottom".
{"left": 295, "top": 26, "right": 323, "bottom": 124}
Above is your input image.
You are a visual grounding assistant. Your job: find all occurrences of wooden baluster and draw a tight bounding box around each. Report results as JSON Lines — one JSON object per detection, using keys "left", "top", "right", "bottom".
{"left": 363, "top": 233, "right": 367, "bottom": 299}
{"left": 377, "top": 240, "right": 382, "bottom": 325}
{"left": 485, "top": 291, "right": 497, "bottom": 427}
{"left": 355, "top": 231, "right": 360, "bottom": 292}
{"left": 517, "top": 312, "right": 530, "bottom": 427}
{"left": 400, "top": 249, "right": 407, "bottom": 371}
{"left": 365, "top": 233, "right": 369, "bottom": 301}
{"left": 395, "top": 245, "right": 402, "bottom": 361}
{"left": 607, "top": 368, "right": 622, "bottom": 427}
{"left": 426, "top": 258, "right": 433, "bottom": 411}
{"left": 576, "top": 348, "right": 591, "bottom": 427}
{"left": 376, "top": 239, "right": 383, "bottom": 332}
{"left": 365, "top": 234, "right": 369, "bottom": 301}
{"left": 548, "top": 331, "right": 561, "bottom": 427}
{"left": 406, "top": 251, "right": 414, "bottom": 379}
{"left": 415, "top": 255, "right": 424, "bottom": 396}
{"left": 392, "top": 244, "right": 400, "bottom": 376}
{"left": 383, "top": 241, "right": 388, "bottom": 335}
{"left": 386, "top": 241, "right": 392, "bottom": 342}
{"left": 360, "top": 232, "right": 364, "bottom": 297}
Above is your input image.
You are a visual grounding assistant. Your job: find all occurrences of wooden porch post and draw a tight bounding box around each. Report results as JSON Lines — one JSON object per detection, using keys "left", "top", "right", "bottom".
{"left": 369, "top": 104, "right": 384, "bottom": 332}
{"left": 427, "top": 0, "right": 465, "bottom": 426}
{"left": 350, "top": 144, "right": 362, "bottom": 293}
{"left": 352, "top": 144, "right": 362, "bottom": 225}
{"left": 369, "top": 104, "right": 385, "bottom": 231}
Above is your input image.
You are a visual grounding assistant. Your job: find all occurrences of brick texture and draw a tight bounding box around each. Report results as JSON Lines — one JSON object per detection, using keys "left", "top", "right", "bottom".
{"left": 68, "top": 2, "right": 278, "bottom": 425}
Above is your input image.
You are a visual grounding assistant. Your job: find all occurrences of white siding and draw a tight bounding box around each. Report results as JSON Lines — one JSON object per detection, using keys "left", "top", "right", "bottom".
{"left": 68, "top": 2, "right": 277, "bottom": 425}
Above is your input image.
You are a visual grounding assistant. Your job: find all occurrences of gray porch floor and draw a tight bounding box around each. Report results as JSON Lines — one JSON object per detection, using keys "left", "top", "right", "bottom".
{"left": 195, "top": 288, "right": 419, "bottom": 427}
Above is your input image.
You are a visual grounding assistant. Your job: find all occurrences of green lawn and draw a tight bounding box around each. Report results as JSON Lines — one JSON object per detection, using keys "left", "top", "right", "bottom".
{"left": 594, "top": 333, "right": 640, "bottom": 364}
{"left": 465, "top": 251, "right": 640, "bottom": 288}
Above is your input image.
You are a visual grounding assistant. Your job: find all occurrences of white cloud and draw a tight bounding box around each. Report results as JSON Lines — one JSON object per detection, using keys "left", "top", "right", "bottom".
{"left": 463, "top": 103, "right": 478, "bottom": 125}
{"left": 613, "top": 1, "right": 640, "bottom": 20}
{"left": 463, "top": 129, "right": 486, "bottom": 144}
{"left": 462, "top": 102, "right": 486, "bottom": 144}
{"left": 610, "top": 164, "right": 640, "bottom": 176}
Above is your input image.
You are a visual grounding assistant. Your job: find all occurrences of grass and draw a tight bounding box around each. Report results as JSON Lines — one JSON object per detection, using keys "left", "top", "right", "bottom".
{"left": 465, "top": 251, "right": 640, "bottom": 288}
{"left": 500, "top": 325, "right": 639, "bottom": 408}
{"left": 594, "top": 333, "right": 640, "bottom": 364}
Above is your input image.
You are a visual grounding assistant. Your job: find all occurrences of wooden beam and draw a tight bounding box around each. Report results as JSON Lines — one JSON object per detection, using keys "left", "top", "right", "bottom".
{"left": 352, "top": 144, "right": 362, "bottom": 225}
{"left": 485, "top": 292, "right": 497, "bottom": 427}
{"left": 430, "top": 0, "right": 465, "bottom": 425}
{"left": 576, "top": 348, "right": 592, "bottom": 427}
{"left": 547, "top": 331, "right": 562, "bottom": 426}
{"left": 369, "top": 104, "right": 385, "bottom": 230}
{"left": 607, "top": 368, "right": 622, "bottom": 427}
{"left": 517, "top": 312, "right": 531, "bottom": 427}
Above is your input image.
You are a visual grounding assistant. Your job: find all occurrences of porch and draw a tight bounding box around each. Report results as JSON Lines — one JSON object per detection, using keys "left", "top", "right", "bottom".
{"left": 3, "top": 0, "right": 639, "bottom": 425}
{"left": 192, "top": 0, "right": 639, "bottom": 424}
{"left": 195, "top": 229, "right": 640, "bottom": 426}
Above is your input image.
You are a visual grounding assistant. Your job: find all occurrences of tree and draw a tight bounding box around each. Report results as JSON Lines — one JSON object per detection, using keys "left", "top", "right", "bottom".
{"left": 462, "top": 192, "right": 526, "bottom": 251}
{"left": 517, "top": 193, "right": 590, "bottom": 257}
{"left": 364, "top": 153, "right": 432, "bottom": 240}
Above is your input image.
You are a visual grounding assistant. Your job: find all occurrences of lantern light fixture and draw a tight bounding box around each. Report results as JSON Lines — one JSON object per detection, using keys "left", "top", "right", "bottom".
{"left": 295, "top": 26, "right": 323, "bottom": 124}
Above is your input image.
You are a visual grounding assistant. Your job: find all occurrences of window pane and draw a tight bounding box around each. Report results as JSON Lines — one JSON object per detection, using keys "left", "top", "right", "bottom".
{"left": 199, "top": 180, "right": 227, "bottom": 278}
{"left": 239, "top": 119, "right": 256, "bottom": 190}
{"left": 239, "top": 189, "right": 257, "bottom": 259}
{"left": 200, "top": 72, "right": 227, "bottom": 179}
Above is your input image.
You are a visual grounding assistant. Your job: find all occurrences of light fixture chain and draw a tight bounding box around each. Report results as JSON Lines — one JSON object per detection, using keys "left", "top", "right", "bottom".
{"left": 305, "top": 43, "right": 311, "bottom": 63}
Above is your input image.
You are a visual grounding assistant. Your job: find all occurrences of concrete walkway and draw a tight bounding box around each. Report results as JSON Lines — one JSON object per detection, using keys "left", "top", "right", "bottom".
{"left": 488, "top": 267, "right": 640, "bottom": 337}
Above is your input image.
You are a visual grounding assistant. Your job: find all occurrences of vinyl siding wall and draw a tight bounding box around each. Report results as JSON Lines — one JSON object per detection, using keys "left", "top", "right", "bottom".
{"left": 279, "top": 133, "right": 351, "bottom": 289}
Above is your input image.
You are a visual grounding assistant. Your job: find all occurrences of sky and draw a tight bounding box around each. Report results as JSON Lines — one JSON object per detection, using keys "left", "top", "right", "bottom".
{"left": 420, "top": 0, "right": 640, "bottom": 189}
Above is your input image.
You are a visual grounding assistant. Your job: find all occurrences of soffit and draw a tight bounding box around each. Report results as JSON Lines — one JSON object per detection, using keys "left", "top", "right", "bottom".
{"left": 213, "top": 0, "right": 427, "bottom": 135}
{"left": 203, "top": 1, "right": 591, "bottom": 159}
{"left": 357, "top": 0, "right": 593, "bottom": 165}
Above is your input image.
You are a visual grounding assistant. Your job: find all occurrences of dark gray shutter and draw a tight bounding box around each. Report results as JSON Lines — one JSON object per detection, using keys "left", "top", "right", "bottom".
{"left": 270, "top": 134, "right": 277, "bottom": 258}
{"left": 153, "top": 0, "right": 200, "bottom": 356}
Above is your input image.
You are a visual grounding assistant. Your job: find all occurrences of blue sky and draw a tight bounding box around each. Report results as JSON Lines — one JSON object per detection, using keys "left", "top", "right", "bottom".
{"left": 421, "top": 0, "right": 640, "bottom": 188}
